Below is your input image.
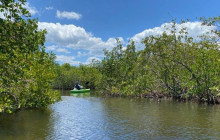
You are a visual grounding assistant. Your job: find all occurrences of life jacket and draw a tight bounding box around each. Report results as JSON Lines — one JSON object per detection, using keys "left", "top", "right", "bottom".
{"left": 75, "top": 84, "right": 81, "bottom": 90}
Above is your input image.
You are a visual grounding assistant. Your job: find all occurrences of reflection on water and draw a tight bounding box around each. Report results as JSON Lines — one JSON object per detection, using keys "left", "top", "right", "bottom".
{"left": 59, "top": 89, "right": 91, "bottom": 96}
{"left": 0, "top": 108, "right": 53, "bottom": 140}
{"left": 1, "top": 94, "right": 220, "bottom": 139}
{"left": 59, "top": 90, "right": 72, "bottom": 96}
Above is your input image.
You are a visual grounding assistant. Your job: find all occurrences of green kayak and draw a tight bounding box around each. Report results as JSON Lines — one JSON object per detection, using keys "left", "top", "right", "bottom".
{"left": 70, "top": 89, "right": 90, "bottom": 94}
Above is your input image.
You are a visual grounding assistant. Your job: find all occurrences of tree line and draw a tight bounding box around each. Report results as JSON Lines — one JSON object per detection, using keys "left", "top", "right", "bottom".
{"left": 54, "top": 17, "right": 220, "bottom": 104}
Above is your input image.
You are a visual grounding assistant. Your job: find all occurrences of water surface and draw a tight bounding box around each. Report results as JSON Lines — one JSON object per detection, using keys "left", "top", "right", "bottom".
{"left": 1, "top": 91, "right": 220, "bottom": 140}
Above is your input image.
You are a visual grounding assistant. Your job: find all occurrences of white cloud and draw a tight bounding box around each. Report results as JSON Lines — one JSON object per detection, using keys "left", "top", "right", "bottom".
{"left": 45, "top": 6, "right": 53, "bottom": 10}
{"left": 24, "top": 2, "right": 38, "bottom": 15}
{"left": 0, "top": 1, "right": 3, "bottom": 19}
{"left": 56, "top": 48, "right": 70, "bottom": 53}
{"left": 46, "top": 45, "right": 70, "bottom": 53}
{"left": 56, "top": 55, "right": 80, "bottom": 65}
{"left": 39, "top": 21, "right": 216, "bottom": 65}
{"left": 46, "top": 45, "right": 57, "bottom": 51}
{"left": 56, "top": 10, "right": 81, "bottom": 20}
{"left": 56, "top": 55, "right": 101, "bottom": 65}
{"left": 132, "top": 22, "right": 216, "bottom": 44}
{"left": 0, "top": 12, "right": 5, "bottom": 19}
{"left": 85, "top": 57, "right": 101, "bottom": 64}
{"left": 38, "top": 22, "right": 122, "bottom": 57}
{"left": 77, "top": 51, "right": 88, "bottom": 57}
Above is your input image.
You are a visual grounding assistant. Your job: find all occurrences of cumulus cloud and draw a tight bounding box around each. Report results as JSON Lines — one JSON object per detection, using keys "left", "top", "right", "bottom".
{"left": 39, "top": 22, "right": 123, "bottom": 65}
{"left": 132, "top": 22, "right": 216, "bottom": 44}
{"left": 77, "top": 51, "right": 88, "bottom": 57}
{"left": 56, "top": 55, "right": 80, "bottom": 65}
{"left": 45, "top": 6, "right": 53, "bottom": 10}
{"left": 24, "top": 2, "right": 38, "bottom": 15}
{"left": 56, "top": 10, "right": 81, "bottom": 20}
{"left": 46, "top": 45, "right": 70, "bottom": 53}
{"left": 86, "top": 57, "right": 101, "bottom": 64}
{"left": 38, "top": 22, "right": 123, "bottom": 57}
{"left": 56, "top": 48, "right": 71, "bottom": 53}
{"left": 39, "top": 21, "right": 216, "bottom": 65}
{"left": 46, "top": 45, "right": 57, "bottom": 51}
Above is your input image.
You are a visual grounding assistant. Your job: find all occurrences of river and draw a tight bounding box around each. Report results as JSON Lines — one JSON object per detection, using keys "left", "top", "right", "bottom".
{"left": 1, "top": 91, "right": 220, "bottom": 140}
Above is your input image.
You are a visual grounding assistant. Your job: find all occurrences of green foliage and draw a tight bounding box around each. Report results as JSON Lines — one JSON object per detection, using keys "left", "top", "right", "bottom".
{"left": 52, "top": 16, "right": 219, "bottom": 104}
{"left": 52, "top": 62, "right": 103, "bottom": 90}
{"left": 0, "top": 0, "right": 61, "bottom": 113}
{"left": 67, "top": 17, "right": 220, "bottom": 103}
{"left": 137, "top": 17, "right": 219, "bottom": 102}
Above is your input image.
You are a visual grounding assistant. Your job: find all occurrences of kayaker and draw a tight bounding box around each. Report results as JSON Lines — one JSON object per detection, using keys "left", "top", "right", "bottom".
{"left": 74, "top": 81, "right": 82, "bottom": 90}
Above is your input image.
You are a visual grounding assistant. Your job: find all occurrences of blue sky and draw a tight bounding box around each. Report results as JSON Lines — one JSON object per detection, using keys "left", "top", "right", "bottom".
{"left": 15, "top": 0, "right": 220, "bottom": 65}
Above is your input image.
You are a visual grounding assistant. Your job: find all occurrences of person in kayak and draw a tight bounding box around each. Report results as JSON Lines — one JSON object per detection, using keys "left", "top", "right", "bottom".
{"left": 74, "top": 81, "right": 82, "bottom": 90}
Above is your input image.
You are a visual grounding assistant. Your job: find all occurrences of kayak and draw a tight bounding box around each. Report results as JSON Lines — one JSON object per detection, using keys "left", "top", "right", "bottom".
{"left": 70, "top": 89, "right": 90, "bottom": 94}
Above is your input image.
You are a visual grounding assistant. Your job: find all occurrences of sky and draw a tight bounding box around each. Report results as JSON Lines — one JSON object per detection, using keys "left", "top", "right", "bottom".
{"left": 3, "top": 0, "right": 220, "bottom": 65}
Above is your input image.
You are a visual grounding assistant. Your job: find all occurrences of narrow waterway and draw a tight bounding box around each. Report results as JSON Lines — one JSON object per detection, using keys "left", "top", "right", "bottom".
{"left": 1, "top": 91, "right": 220, "bottom": 140}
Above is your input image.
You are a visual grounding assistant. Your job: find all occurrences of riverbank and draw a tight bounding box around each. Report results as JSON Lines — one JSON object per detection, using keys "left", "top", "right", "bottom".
{"left": 55, "top": 88, "right": 220, "bottom": 105}
{"left": 101, "top": 91, "right": 220, "bottom": 105}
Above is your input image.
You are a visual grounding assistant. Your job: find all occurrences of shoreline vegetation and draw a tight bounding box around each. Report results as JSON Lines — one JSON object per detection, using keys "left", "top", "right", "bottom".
{"left": 53, "top": 17, "right": 220, "bottom": 104}
{"left": 0, "top": 0, "right": 61, "bottom": 113}
{"left": 0, "top": 0, "right": 219, "bottom": 114}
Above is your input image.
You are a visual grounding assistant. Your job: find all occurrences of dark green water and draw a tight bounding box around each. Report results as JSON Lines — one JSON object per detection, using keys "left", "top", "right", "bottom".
{"left": 1, "top": 91, "right": 220, "bottom": 140}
